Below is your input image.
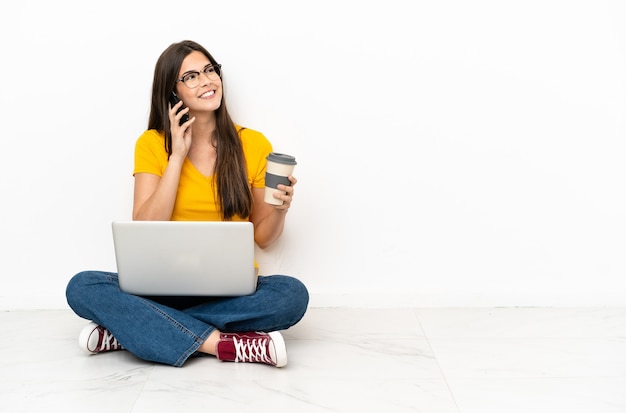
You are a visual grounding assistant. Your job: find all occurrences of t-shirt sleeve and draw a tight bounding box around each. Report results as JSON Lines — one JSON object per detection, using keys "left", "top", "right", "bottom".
{"left": 241, "top": 128, "right": 273, "bottom": 189}
{"left": 134, "top": 130, "right": 167, "bottom": 177}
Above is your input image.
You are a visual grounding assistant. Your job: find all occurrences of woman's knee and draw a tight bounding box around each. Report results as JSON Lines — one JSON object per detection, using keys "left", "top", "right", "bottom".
{"left": 267, "top": 275, "right": 309, "bottom": 321}
{"left": 290, "top": 277, "right": 309, "bottom": 323}
{"left": 289, "top": 276, "right": 309, "bottom": 310}
{"left": 66, "top": 270, "right": 116, "bottom": 306}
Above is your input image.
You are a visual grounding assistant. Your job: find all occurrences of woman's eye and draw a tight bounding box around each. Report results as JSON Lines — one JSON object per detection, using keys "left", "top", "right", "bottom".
{"left": 184, "top": 73, "right": 198, "bottom": 82}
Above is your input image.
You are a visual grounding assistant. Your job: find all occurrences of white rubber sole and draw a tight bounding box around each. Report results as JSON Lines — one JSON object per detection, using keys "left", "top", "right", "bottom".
{"left": 268, "top": 331, "right": 288, "bottom": 367}
{"left": 78, "top": 321, "right": 100, "bottom": 354}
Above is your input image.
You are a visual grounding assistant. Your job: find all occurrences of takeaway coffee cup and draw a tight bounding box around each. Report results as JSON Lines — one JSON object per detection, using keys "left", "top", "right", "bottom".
{"left": 264, "top": 152, "right": 297, "bottom": 205}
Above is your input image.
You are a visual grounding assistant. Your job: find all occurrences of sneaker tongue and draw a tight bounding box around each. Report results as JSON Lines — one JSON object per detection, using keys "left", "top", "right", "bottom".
{"left": 235, "top": 337, "right": 266, "bottom": 363}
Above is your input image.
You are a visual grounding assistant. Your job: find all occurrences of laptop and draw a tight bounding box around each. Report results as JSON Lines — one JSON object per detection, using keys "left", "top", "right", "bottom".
{"left": 111, "top": 220, "right": 257, "bottom": 296}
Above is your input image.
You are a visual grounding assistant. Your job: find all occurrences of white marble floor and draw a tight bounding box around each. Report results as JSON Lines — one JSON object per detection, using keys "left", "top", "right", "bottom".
{"left": 1, "top": 307, "right": 625, "bottom": 413}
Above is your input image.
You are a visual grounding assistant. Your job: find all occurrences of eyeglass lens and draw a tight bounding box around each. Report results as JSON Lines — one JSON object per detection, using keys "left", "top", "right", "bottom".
{"left": 182, "top": 65, "right": 221, "bottom": 88}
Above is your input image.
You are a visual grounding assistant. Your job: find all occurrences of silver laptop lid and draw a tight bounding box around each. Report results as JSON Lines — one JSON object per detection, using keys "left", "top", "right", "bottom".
{"left": 112, "top": 220, "right": 257, "bottom": 296}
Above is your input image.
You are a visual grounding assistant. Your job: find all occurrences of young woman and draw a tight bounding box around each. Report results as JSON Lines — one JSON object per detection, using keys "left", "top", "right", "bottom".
{"left": 65, "top": 40, "right": 309, "bottom": 368}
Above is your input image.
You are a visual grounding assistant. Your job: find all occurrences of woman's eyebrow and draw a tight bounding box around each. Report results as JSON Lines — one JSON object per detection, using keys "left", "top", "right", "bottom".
{"left": 181, "top": 63, "right": 213, "bottom": 76}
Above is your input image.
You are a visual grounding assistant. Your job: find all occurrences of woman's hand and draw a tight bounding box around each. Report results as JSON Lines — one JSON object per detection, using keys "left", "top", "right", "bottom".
{"left": 169, "top": 100, "right": 194, "bottom": 159}
{"left": 273, "top": 175, "right": 297, "bottom": 211}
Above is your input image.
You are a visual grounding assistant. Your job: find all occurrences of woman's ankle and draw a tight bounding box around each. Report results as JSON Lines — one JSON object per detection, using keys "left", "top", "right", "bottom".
{"left": 198, "top": 329, "right": 221, "bottom": 355}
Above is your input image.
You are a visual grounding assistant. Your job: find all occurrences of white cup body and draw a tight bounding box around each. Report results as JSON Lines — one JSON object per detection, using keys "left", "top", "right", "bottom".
{"left": 264, "top": 154, "right": 296, "bottom": 205}
{"left": 264, "top": 186, "right": 287, "bottom": 205}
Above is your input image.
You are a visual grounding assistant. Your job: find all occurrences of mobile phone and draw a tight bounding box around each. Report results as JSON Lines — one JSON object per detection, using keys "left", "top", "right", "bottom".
{"left": 169, "top": 92, "right": 189, "bottom": 125}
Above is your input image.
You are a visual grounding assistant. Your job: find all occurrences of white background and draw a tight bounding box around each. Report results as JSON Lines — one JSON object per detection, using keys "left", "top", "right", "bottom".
{"left": 1, "top": 0, "right": 624, "bottom": 309}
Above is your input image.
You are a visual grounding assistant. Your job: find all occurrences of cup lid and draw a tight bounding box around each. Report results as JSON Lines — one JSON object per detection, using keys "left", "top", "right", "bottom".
{"left": 267, "top": 152, "right": 297, "bottom": 165}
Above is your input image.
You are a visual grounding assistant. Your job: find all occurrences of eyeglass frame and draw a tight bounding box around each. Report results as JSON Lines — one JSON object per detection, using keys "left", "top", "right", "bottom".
{"left": 176, "top": 63, "right": 222, "bottom": 89}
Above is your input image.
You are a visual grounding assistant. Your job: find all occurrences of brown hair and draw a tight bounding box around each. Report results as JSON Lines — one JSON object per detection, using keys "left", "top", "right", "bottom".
{"left": 148, "top": 40, "right": 252, "bottom": 220}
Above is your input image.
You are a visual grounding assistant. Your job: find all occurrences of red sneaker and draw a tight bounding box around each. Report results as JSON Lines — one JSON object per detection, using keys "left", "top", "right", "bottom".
{"left": 78, "top": 322, "right": 124, "bottom": 354}
{"left": 216, "top": 331, "right": 287, "bottom": 367}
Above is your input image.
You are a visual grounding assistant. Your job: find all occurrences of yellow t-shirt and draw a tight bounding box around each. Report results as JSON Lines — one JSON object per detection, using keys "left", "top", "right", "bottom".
{"left": 133, "top": 125, "right": 273, "bottom": 221}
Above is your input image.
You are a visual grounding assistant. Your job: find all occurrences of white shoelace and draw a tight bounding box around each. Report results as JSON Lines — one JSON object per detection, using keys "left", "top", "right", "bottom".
{"left": 233, "top": 336, "right": 273, "bottom": 364}
{"left": 100, "top": 328, "right": 122, "bottom": 351}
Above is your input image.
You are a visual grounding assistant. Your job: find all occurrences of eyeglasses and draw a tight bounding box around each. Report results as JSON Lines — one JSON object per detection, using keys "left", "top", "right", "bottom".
{"left": 176, "top": 63, "right": 222, "bottom": 89}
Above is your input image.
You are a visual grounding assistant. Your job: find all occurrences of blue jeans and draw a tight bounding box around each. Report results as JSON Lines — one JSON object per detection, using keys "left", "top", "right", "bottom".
{"left": 66, "top": 271, "right": 309, "bottom": 367}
